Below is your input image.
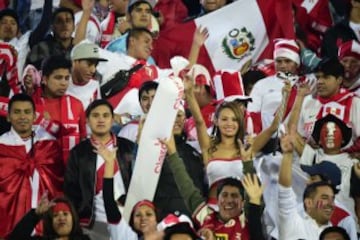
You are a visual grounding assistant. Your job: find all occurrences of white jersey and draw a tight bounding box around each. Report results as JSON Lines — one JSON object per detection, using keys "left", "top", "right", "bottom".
{"left": 247, "top": 75, "right": 285, "bottom": 129}
{"left": 74, "top": 11, "right": 101, "bottom": 44}
{"left": 118, "top": 121, "right": 139, "bottom": 143}
{"left": 300, "top": 145, "right": 358, "bottom": 222}
{"left": 278, "top": 185, "right": 332, "bottom": 239}
{"left": 67, "top": 78, "right": 101, "bottom": 110}
{"left": 298, "top": 95, "right": 360, "bottom": 143}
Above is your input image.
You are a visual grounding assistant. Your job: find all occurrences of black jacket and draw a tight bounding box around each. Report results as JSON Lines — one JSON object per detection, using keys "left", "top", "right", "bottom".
{"left": 64, "top": 137, "right": 135, "bottom": 227}
{"left": 8, "top": 209, "right": 90, "bottom": 240}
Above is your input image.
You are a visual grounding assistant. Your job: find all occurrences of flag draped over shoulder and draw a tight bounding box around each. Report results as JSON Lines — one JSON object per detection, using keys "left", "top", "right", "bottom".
{"left": 152, "top": 0, "right": 294, "bottom": 75}
{"left": 0, "top": 140, "right": 64, "bottom": 237}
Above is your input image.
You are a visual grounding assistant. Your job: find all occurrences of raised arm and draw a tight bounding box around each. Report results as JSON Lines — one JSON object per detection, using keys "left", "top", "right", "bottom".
{"left": 183, "top": 74, "right": 211, "bottom": 162}
{"left": 95, "top": 143, "right": 122, "bottom": 223}
{"left": 73, "top": 0, "right": 95, "bottom": 45}
{"left": 251, "top": 80, "right": 291, "bottom": 154}
{"left": 187, "top": 26, "right": 209, "bottom": 67}
{"left": 241, "top": 173, "right": 265, "bottom": 240}
{"left": 29, "top": 0, "right": 53, "bottom": 48}
{"left": 278, "top": 131, "right": 295, "bottom": 187}
{"left": 96, "top": 143, "right": 138, "bottom": 240}
{"left": 8, "top": 193, "right": 54, "bottom": 240}
{"left": 160, "top": 135, "right": 205, "bottom": 214}
{"left": 286, "top": 83, "right": 310, "bottom": 155}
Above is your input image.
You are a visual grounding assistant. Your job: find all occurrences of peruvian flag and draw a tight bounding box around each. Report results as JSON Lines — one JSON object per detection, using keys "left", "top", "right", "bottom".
{"left": 293, "top": 0, "right": 333, "bottom": 52}
{"left": 152, "top": 0, "right": 294, "bottom": 76}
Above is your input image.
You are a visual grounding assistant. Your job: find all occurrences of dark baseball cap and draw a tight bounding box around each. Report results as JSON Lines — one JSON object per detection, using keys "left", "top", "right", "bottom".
{"left": 301, "top": 161, "right": 342, "bottom": 187}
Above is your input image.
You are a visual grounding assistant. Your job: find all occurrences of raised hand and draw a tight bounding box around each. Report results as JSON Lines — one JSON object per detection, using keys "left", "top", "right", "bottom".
{"left": 241, "top": 173, "right": 263, "bottom": 205}
{"left": 193, "top": 26, "right": 209, "bottom": 47}
{"left": 280, "top": 130, "right": 294, "bottom": 154}
{"left": 35, "top": 192, "right": 55, "bottom": 216}
{"left": 117, "top": 18, "right": 131, "bottom": 34}
{"left": 82, "top": 0, "right": 95, "bottom": 12}
{"left": 282, "top": 79, "right": 291, "bottom": 96}
{"left": 199, "top": 228, "right": 216, "bottom": 240}
{"left": 158, "top": 134, "right": 176, "bottom": 155}
{"left": 239, "top": 136, "right": 254, "bottom": 161}
{"left": 93, "top": 143, "right": 117, "bottom": 162}
{"left": 297, "top": 82, "right": 311, "bottom": 97}
{"left": 183, "top": 72, "right": 195, "bottom": 93}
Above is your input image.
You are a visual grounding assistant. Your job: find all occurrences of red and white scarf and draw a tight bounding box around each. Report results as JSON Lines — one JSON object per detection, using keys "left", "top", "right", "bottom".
{"left": 0, "top": 42, "right": 20, "bottom": 96}
{"left": 316, "top": 88, "right": 354, "bottom": 124}
{"left": 100, "top": 11, "right": 116, "bottom": 48}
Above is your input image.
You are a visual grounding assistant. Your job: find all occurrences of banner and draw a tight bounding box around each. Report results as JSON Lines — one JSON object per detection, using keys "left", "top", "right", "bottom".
{"left": 123, "top": 76, "right": 184, "bottom": 222}
{"left": 152, "top": 0, "right": 294, "bottom": 75}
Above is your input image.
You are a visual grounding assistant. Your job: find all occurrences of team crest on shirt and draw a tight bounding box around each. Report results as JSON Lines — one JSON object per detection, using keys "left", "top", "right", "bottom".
{"left": 215, "top": 233, "right": 228, "bottom": 240}
{"left": 222, "top": 27, "right": 255, "bottom": 61}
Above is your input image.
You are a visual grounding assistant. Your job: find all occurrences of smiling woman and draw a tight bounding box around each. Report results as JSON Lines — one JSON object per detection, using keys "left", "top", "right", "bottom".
{"left": 183, "top": 74, "right": 251, "bottom": 204}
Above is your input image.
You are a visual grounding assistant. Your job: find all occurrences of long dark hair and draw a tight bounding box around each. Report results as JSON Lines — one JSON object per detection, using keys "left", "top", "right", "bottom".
{"left": 43, "top": 197, "right": 85, "bottom": 239}
{"left": 209, "top": 101, "right": 245, "bottom": 156}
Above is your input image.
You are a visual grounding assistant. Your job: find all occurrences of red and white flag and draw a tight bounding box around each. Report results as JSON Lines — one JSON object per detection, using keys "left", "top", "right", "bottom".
{"left": 0, "top": 42, "right": 20, "bottom": 97}
{"left": 293, "top": 0, "right": 333, "bottom": 51}
{"left": 152, "top": 0, "right": 294, "bottom": 75}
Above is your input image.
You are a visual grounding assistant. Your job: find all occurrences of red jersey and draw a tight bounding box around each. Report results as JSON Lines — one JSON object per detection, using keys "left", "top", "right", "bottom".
{"left": 194, "top": 205, "right": 250, "bottom": 240}
{"left": 33, "top": 93, "right": 87, "bottom": 163}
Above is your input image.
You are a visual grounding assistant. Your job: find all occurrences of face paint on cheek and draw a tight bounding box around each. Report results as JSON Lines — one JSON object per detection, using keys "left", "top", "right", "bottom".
{"left": 320, "top": 122, "right": 342, "bottom": 149}
{"left": 315, "top": 200, "right": 324, "bottom": 209}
